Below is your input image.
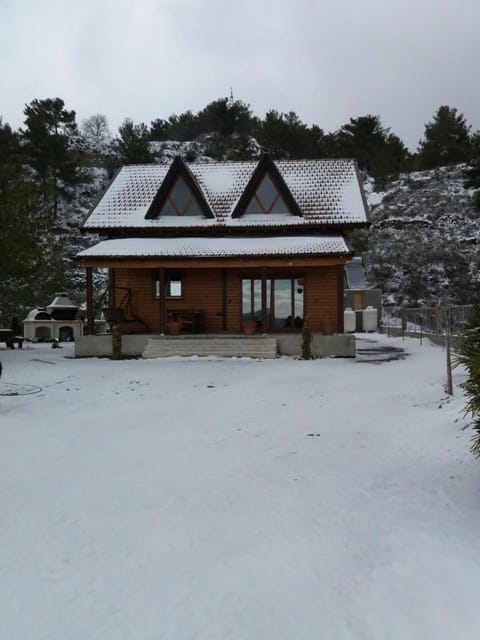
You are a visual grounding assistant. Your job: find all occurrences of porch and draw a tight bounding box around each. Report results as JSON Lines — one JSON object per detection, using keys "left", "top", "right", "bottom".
{"left": 84, "top": 262, "right": 346, "bottom": 337}
{"left": 74, "top": 332, "right": 355, "bottom": 359}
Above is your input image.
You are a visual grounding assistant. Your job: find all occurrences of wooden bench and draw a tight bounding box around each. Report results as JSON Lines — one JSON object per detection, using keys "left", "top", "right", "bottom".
{"left": 167, "top": 310, "right": 204, "bottom": 333}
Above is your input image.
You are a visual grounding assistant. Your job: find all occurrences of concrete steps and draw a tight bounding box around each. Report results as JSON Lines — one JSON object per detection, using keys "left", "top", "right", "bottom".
{"left": 142, "top": 335, "right": 278, "bottom": 359}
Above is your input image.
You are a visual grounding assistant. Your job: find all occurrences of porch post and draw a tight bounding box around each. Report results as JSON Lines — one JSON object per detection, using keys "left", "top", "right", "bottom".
{"left": 159, "top": 268, "right": 166, "bottom": 334}
{"left": 261, "top": 267, "right": 267, "bottom": 332}
{"left": 86, "top": 267, "right": 94, "bottom": 335}
{"left": 109, "top": 269, "right": 116, "bottom": 308}
{"left": 337, "top": 264, "right": 344, "bottom": 333}
{"left": 222, "top": 269, "right": 227, "bottom": 331}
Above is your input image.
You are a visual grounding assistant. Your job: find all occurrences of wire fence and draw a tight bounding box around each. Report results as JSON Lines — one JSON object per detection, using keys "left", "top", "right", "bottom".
{"left": 382, "top": 304, "right": 475, "bottom": 397}
{"left": 382, "top": 304, "right": 474, "bottom": 340}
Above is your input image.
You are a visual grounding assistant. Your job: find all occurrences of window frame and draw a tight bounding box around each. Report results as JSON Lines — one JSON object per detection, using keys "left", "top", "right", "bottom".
{"left": 241, "top": 275, "right": 304, "bottom": 331}
{"left": 154, "top": 269, "right": 184, "bottom": 299}
{"left": 159, "top": 175, "right": 203, "bottom": 217}
{"left": 244, "top": 172, "right": 291, "bottom": 215}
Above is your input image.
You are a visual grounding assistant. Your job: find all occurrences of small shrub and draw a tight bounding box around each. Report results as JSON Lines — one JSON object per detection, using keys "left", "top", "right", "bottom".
{"left": 301, "top": 321, "right": 312, "bottom": 360}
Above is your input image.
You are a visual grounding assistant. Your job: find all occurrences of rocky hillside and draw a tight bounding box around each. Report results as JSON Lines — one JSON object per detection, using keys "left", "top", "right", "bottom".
{"left": 363, "top": 164, "right": 480, "bottom": 304}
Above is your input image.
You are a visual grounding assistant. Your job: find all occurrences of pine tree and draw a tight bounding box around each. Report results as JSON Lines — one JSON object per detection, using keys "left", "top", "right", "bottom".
{"left": 113, "top": 119, "right": 154, "bottom": 166}
{"left": 335, "top": 115, "right": 387, "bottom": 172}
{"left": 21, "top": 98, "right": 81, "bottom": 218}
{"left": 256, "top": 110, "right": 319, "bottom": 159}
{"left": 333, "top": 115, "right": 409, "bottom": 186}
{"left": 418, "top": 106, "right": 471, "bottom": 169}
{"left": 196, "top": 98, "right": 254, "bottom": 141}
{"left": 0, "top": 119, "right": 66, "bottom": 324}
{"left": 149, "top": 118, "right": 170, "bottom": 141}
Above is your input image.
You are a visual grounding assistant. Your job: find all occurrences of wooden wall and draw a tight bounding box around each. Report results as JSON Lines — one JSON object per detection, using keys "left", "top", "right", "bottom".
{"left": 304, "top": 266, "right": 341, "bottom": 332}
{"left": 112, "top": 267, "right": 224, "bottom": 332}
{"left": 110, "top": 265, "right": 342, "bottom": 333}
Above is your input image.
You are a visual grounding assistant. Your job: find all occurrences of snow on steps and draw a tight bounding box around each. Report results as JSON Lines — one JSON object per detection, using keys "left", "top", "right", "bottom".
{"left": 142, "top": 335, "right": 278, "bottom": 359}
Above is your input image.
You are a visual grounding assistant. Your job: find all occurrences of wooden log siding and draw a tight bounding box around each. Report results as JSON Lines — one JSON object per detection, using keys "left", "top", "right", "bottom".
{"left": 106, "top": 264, "right": 342, "bottom": 334}
{"left": 110, "top": 268, "right": 153, "bottom": 329}
{"left": 304, "top": 266, "right": 340, "bottom": 332}
{"left": 112, "top": 267, "right": 225, "bottom": 333}
{"left": 182, "top": 269, "right": 224, "bottom": 332}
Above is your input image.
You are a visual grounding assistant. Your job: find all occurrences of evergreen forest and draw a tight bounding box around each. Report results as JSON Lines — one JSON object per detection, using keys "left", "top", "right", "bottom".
{"left": 1, "top": 96, "right": 480, "bottom": 325}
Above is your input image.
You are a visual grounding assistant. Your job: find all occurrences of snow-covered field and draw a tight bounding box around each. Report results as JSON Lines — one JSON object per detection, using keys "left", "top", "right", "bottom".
{"left": 1, "top": 335, "right": 479, "bottom": 640}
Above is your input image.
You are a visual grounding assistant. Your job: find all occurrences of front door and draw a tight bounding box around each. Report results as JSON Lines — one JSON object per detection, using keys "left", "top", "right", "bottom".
{"left": 242, "top": 277, "right": 304, "bottom": 330}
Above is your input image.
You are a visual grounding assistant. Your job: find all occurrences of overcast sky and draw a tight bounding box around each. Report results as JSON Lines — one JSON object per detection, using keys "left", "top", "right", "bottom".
{"left": 1, "top": 0, "right": 479, "bottom": 151}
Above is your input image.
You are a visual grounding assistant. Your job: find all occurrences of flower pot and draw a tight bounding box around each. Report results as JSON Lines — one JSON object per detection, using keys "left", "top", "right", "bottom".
{"left": 321, "top": 319, "right": 335, "bottom": 335}
{"left": 243, "top": 320, "right": 256, "bottom": 335}
{"left": 167, "top": 320, "right": 181, "bottom": 335}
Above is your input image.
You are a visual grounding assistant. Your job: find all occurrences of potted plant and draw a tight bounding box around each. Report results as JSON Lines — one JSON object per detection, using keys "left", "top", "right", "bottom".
{"left": 166, "top": 319, "right": 181, "bottom": 335}
{"left": 242, "top": 319, "right": 257, "bottom": 335}
{"left": 321, "top": 318, "right": 335, "bottom": 335}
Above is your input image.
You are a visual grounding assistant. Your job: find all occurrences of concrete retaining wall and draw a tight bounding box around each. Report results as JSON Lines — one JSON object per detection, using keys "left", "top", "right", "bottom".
{"left": 277, "top": 333, "right": 355, "bottom": 357}
{"left": 75, "top": 334, "right": 149, "bottom": 357}
{"left": 75, "top": 332, "right": 356, "bottom": 358}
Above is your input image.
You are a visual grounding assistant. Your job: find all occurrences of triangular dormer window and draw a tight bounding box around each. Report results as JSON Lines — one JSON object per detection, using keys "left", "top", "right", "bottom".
{"left": 159, "top": 175, "right": 203, "bottom": 216}
{"left": 244, "top": 172, "right": 291, "bottom": 215}
{"left": 232, "top": 155, "right": 302, "bottom": 218}
{"left": 145, "top": 156, "right": 214, "bottom": 220}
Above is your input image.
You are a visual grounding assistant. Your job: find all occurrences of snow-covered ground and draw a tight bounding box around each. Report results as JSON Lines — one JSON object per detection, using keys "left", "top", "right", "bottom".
{"left": 1, "top": 335, "right": 479, "bottom": 640}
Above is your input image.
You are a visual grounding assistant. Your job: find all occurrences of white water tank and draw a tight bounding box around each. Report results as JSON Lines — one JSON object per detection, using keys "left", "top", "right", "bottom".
{"left": 362, "top": 306, "right": 378, "bottom": 332}
{"left": 344, "top": 307, "right": 356, "bottom": 333}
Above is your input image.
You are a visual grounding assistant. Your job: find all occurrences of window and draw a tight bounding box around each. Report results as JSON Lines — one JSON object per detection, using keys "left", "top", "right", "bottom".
{"left": 244, "top": 173, "right": 291, "bottom": 215}
{"left": 168, "top": 278, "right": 182, "bottom": 297}
{"left": 154, "top": 270, "right": 183, "bottom": 298}
{"left": 242, "top": 277, "right": 304, "bottom": 330}
{"left": 159, "top": 175, "right": 203, "bottom": 216}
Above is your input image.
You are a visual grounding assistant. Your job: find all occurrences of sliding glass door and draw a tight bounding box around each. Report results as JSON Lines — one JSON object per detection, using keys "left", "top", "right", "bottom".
{"left": 242, "top": 277, "right": 304, "bottom": 330}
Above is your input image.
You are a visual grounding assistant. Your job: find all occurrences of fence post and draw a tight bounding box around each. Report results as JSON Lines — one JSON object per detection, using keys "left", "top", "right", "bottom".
{"left": 401, "top": 305, "right": 407, "bottom": 339}
{"left": 446, "top": 333, "right": 453, "bottom": 396}
{"left": 435, "top": 303, "right": 442, "bottom": 334}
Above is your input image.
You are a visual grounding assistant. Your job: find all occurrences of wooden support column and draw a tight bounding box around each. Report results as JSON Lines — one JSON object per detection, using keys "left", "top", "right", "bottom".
{"left": 158, "top": 268, "right": 166, "bottom": 334}
{"left": 222, "top": 269, "right": 227, "bottom": 331}
{"left": 86, "top": 267, "right": 94, "bottom": 335}
{"left": 261, "top": 267, "right": 268, "bottom": 332}
{"left": 337, "top": 264, "right": 345, "bottom": 333}
{"left": 109, "top": 269, "right": 116, "bottom": 308}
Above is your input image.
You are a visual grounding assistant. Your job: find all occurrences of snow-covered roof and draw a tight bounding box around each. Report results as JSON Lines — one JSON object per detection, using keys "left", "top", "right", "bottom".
{"left": 24, "top": 308, "right": 51, "bottom": 321}
{"left": 345, "top": 257, "right": 368, "bottom": 289}
{"left": 82, "top": 158, "right": 369, "bottom": 230}
{"left": 47, "top": 294, "right": 78, "bottom": 310}
{"left": 78, "top": 236, "right": 351, "bottom": 259}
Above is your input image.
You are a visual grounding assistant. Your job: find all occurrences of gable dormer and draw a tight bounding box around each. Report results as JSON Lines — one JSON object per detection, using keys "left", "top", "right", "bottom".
{"left": 145, "top": 156, "right": 214, "bottom": 219}
{"left": 232, "top": 155, "right": 302, "bottom": 218}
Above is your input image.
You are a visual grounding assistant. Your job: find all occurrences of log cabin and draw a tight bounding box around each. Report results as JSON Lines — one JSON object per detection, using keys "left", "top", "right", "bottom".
{"left": 77, "top": 155, "right": 370, "bottom": 357}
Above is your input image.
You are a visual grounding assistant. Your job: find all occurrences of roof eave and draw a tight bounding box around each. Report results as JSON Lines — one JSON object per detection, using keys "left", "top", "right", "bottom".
{"left": 78, "top": 251, "right": 353, "bottom": 263}
{"left": 353, "top": 160, "right": 372, "bottom": 224}
{"left": 81, "top": 220, "right": 369, "bottom": 236}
